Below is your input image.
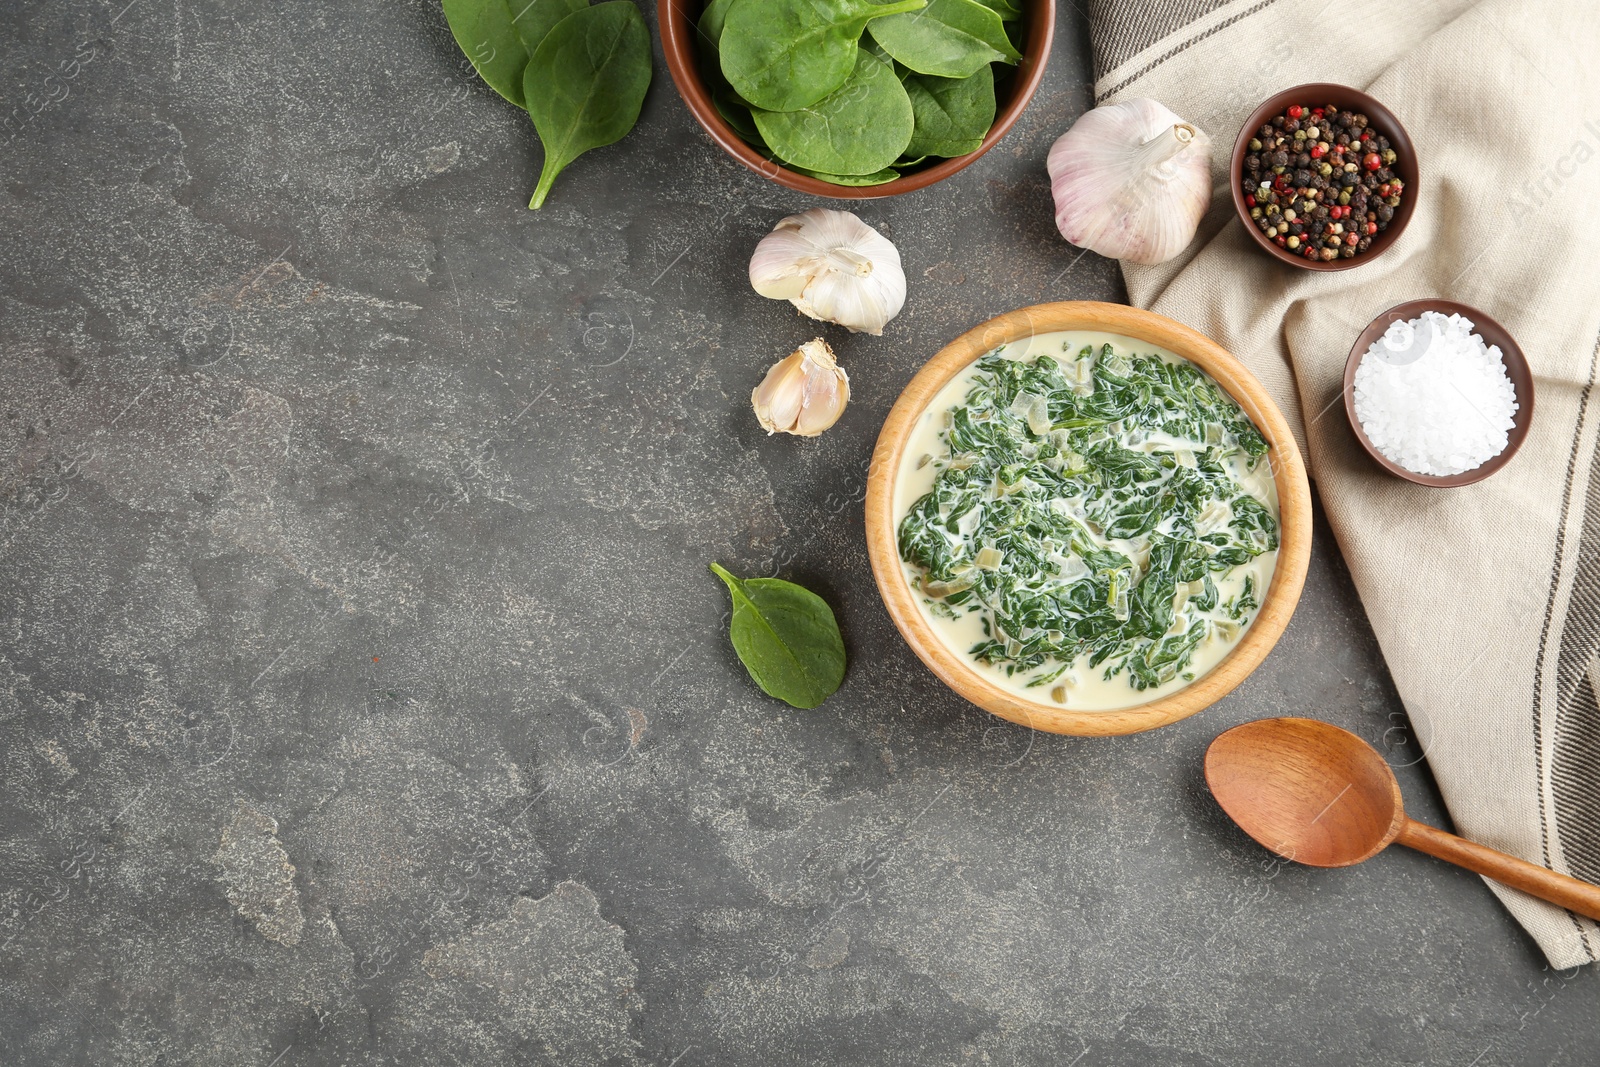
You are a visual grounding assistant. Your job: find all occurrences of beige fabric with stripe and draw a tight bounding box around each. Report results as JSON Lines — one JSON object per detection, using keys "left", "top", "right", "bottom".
{"left": 1087, "top": 0, "right": 1600, "bottom": 967}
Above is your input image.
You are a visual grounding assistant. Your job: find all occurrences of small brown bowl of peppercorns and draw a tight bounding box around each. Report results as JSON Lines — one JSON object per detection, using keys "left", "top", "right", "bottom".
{"left": 1230, "top": 83, "right": 1419, "bottom": 270}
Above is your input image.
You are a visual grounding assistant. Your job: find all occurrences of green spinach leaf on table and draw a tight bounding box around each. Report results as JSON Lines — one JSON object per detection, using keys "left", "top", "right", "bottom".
{"left": 512, "top": 0, "right": 589, "bottom": 50}
{"left": 752, "top": 48, "right": 914, "bottom": 175}
{"left": 524, "top": 1, "right": 653, "bottom": 209}
{"left": 868, "top": 0, "right": 1020, "bottom": 79}
{"left": 442, "top": 0, "right": 534, "bottom": 106}
{"left": 710, "top": 564, "right": 847, "bottom": 709}
{"left": 720, "top": 0, "right": 927, "bottom": 112}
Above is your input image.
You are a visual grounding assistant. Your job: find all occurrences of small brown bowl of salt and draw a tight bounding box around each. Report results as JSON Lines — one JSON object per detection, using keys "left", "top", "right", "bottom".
{"left": 1342, "top": 299, "right": 1535, "bottom": 487}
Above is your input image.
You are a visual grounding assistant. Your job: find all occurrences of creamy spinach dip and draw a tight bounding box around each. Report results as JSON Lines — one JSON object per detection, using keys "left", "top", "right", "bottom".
{"left": 893, "top": 331, "right": 1280, "bottom": 711}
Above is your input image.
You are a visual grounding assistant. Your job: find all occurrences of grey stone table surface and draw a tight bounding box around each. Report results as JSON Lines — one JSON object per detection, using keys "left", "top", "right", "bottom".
{"left": 1, "top": 1, "right": 1596, "bottom": 1065}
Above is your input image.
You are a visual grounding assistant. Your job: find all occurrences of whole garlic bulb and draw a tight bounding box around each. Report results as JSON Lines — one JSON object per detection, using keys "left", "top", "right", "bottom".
{"left": 1047, "top": 99, "right": 1211, "bottom": 266}
{"left": 749, "top": 208, "right": 906, "bottom": 336}
{"left": 752, "top": 338, "right": 850, "bottom": 437}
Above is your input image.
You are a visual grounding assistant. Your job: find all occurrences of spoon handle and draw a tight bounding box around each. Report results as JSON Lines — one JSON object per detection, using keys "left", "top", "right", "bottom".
{"left": 1398, "top": 818, "right": 1600, "bottom": 922}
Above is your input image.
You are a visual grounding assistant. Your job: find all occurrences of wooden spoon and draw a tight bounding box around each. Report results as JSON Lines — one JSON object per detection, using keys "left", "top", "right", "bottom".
{"left": 1204, "top": 717, "right": 1600, "bottom": 920}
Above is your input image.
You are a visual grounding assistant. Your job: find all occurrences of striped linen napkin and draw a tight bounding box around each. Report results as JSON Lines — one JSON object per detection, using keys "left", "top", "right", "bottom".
{"left": 1085, "top": 0, "right": 1600, "bottom": 967}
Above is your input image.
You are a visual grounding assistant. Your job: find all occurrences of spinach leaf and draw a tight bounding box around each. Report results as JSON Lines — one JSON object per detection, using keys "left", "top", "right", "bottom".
{"left": 903, "top": 63, "right": 995, "bottom": 158}
{"left": 720, "top": 0, "right": 926, "bottom": 112}
{"left": 524, "top": 2, "right": 653, "bottom": 209}
{"left": 794, "top": 166, "right": 900, "bottom": 185}
{"left": 867, "top": 0, "right": 1020, "bottom": 79}
{"left": 697, "top": 0, "right": 737, "bottom": 72}
{"left": 442, "top": 0, "right": 533, "bottom": 107}
{"left": 699, "top": 0, "right": 737, "bottom": 47}
{"left": 972, "top": 0, "right": 1020, "bottom": 17}
{"left": 1003, "top": 17, "right": 1024, "bottom": 54}
{"left": 511, "top": 0, "right": 588, "bottom": 51}
{"left": 713, "top": 89, "right": 765, "bottom": 144}
{"left": 752, "top": 48, "right": 913, "bottom": 175}
{"left": 710, "top": 564, "right": 846, "bottom": 709}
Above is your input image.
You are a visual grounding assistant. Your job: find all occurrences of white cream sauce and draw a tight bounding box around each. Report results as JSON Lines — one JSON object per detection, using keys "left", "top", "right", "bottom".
{"left": 892, "top": 330, "right": 1279, "bottom": 711}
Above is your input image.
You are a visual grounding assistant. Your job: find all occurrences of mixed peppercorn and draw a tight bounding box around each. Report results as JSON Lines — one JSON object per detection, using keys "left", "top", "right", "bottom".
{"left": 1241, "top": 102, "right": 1404, "bottom": 262}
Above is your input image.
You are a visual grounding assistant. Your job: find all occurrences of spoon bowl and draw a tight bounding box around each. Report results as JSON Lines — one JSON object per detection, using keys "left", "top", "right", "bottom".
{"left": 1205, "top": 717, "right": 1600, "bottom": 920}
{"left": 1205, "top": 717, "right": 1402, "bottom": 867}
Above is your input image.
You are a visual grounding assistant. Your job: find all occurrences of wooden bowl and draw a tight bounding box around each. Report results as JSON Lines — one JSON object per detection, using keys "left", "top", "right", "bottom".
{"left": 657, "top": 0, "right": 1055, "bottom": 199}
{"left": 1229, "top": 83, "right": 1419, "bottom": 271}
{"left": 1342, "top": 299, "right": 1535, "bottom": 487}
{"left": 864, "top": 302, "right": 1313, "bottom": 737}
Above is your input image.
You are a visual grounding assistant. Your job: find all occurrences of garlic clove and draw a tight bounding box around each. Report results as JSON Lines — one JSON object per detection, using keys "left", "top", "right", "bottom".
{"left": 1047, "top": 98, "right": 1212, "bottom": 266}
{"left": 757, "top": 357, "right": 807, "bottom": 431}
{"left": 793, "top": 257, "right": 892, "bottom": 337}
{"left": 751, "top": 338, "right": 850, "bottom": 437}
{"left": 748, "top": 221, "right": 815, "bottom": 302}
{"left": 748, "top": 208, "right": 906, "bottom": 335}
{"left": 751, "top": 270, "right": 811, "bottom": 303}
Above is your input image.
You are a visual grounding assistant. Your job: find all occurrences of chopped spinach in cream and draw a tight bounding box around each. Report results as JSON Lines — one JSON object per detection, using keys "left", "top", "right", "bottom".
{"left": 897, "top": 342, "right": 1278, "bottom": 693}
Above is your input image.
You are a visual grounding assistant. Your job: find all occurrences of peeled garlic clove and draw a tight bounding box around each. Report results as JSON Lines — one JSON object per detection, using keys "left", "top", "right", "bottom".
{"left": 1047, "top": 98, "right": 1212, "bottom": 266}
{"left": 751, "top": 338, "right": 850, "bottom": 437}
{"left": 749, "top": 208, "right": 906, "bottom": 336}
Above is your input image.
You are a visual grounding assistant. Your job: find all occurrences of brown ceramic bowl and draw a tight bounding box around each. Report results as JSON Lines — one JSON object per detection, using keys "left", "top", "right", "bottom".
{"left": 864, "top": 302, "right": 1313, "bottom": 737}
{"left": 1229, "top": 83, "right": 1419, "bottom": 271}
{"left": 1342, "top": 299, "right": 1535, "bottom": 487}
{"left": 657, "top": 0, "right": 1055, "bottom": 198}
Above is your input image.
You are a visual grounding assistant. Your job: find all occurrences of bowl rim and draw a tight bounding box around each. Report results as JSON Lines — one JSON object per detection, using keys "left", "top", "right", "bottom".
{"left": 656, "top": 0, "right": 1056, "bottom": 199}
{"left": 1341, "top": 299, "right": 1536, "bottom": 487}
{"left": 864, "top": 301, "right": 1314, "bottom": 737}
{"left": 1228, "top": 82, "right": 1419, "bottom": 271}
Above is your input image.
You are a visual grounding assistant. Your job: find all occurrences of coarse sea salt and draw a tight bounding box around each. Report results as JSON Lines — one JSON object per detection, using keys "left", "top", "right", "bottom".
{"left": 1352, "top": 311, "right": 1519, "bottom": 476}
